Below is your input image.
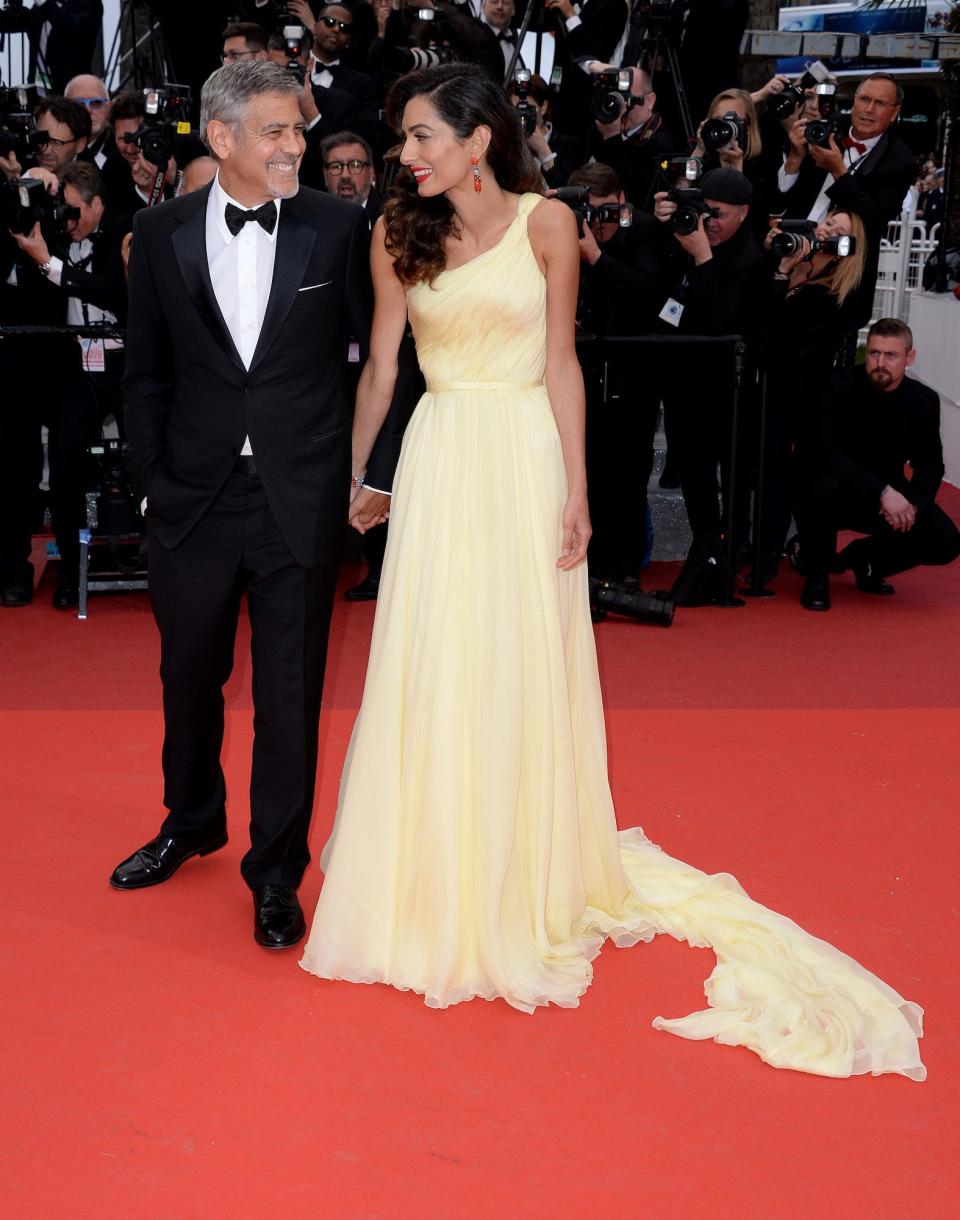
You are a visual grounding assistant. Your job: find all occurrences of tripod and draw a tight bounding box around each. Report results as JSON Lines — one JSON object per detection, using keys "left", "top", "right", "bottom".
{"left": 626, "top": 6, "right": 694, "bottom": 147}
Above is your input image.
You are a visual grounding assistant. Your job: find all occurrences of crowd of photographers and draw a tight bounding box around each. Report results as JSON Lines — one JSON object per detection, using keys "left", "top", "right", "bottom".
{"left": 1, "top": 0, "right": 957, "bottom": 615}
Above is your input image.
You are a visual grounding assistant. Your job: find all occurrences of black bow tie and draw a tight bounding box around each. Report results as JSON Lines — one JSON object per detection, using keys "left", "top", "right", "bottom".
{"left": 224, "top": 200, "right": 277, "bottom": 237}
{"left": 498, "top": 31, "right": 514, "bottom": 42}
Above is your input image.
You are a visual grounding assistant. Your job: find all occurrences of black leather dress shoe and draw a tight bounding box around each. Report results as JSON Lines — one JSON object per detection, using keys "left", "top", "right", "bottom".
{"left": 52, "top": 573, "right": 79, "bottom": 610}
{"left": 1, "top": 569, "right": 33, "bottom": 607}
{"left": 800, "top": 577, "right": 831, "bottom": 612}
{"left": 344, "top": 574, "right": 380, "bottom": 602}
{"left": 253, "top": 885, "right": 305, "bottom": 949}
{"left": 852, "top": 558, "right": 895, "bottom": 597}
{"left": 109, "top": 828, "right": 228, "bottom": 889}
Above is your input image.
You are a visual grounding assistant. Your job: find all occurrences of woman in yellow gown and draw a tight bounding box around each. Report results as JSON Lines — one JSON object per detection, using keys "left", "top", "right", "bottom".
{"left": 301, "top": 65, "right": 925, "bottom": 1081}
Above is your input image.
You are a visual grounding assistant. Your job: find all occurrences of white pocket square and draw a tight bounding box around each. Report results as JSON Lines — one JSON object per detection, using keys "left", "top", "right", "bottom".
{"left": 298, "top": 280, "right": 332, "bottom": 292}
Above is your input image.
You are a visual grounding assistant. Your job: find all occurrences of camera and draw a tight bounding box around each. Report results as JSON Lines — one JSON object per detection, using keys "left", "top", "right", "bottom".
{"left": 770, "top": 219, "right": 856, "bottom": 259}
{"left": 592, "top": 69, "right": 635, "bottom": 124}
{"left": 554, "top": 186, "right": 633, "bottom": 237}
{"left": 513, "top": 69, "right": 537, "bottom": 138}
{"left": 0, "top": 85, "right": 49, "bottom": 168}
{"left": 589, "top": 578, "right": 675, "bottom": 627}
{"left": 769, "top": 60, "right": 831, "bottom": 121}
{"left": 701, "top": 111, "right": 747, "bottom": 154}
{"left": 0, "top": 175, "right": 79, "bottom": 236}
{"left": 120, "top": 84, "right": 192, "bottom": 169}
{"left": 668, "top": 188, "right": 718, "bottom": 236}
{"left": 804, "top": 114, "right": 840, "bottom": 149}
{"left": 85, "top": 439, "right": 144, "bottom": 537}
{"left": 281, "top": 18, "right": 308, "bottom": 84}
{"left": 660, "top": 155, "right": 702, "bottom": 184}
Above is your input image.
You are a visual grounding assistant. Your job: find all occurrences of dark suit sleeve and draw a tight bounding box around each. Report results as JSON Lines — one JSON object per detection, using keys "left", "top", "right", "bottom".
{"left": 907, "top": 386, "right": 945, "bottom": 508}
{"left": 686, "top": 244, "right": 766, "bottom": 337}
{"left": 59, "top": 216, "right": 132, "bottom": 322}
{"left": 122, "top": 212, "right": 175, "bottom": 501}
{"left": 364, "top": 331, "right": 422, "bottom": 494}
{"left": 826, "top": 142, "right": 917, "bottom": 232}
{"left": 564, "top": 0, "right": 628, "bottom": 62}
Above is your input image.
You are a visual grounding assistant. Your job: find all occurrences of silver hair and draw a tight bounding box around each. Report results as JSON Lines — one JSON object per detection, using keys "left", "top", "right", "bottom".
{"left": 199, "top": 61, "right": 302, "bottom": 154}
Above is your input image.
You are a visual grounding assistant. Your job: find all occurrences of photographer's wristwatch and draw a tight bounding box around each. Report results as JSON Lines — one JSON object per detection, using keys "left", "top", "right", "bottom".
{"left": 37, "top": 259, "right": 53, "bottom": 277}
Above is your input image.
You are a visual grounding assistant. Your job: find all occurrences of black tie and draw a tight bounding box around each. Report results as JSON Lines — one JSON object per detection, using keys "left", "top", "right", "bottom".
{"left": 224, "top": 200, "right": 278, "bottom": 237}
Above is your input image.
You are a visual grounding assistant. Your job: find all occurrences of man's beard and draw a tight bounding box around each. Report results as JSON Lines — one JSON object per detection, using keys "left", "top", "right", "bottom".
{"left": 334, "top": 181, "right": 356, "bottom": 199}
{"left": 267, "top": 169, "right": 300, "bottom": 199}
{"left": 869, "top": 368, "right": 893, "bottom": 387}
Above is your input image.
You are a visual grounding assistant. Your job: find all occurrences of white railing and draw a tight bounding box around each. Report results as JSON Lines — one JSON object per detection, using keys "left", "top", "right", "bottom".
{"left": 871, "top": 212, "right": 942, "bottom": 324}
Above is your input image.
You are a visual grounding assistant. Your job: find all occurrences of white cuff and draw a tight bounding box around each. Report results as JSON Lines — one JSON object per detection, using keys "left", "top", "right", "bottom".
{"left": 778, "top": 162, "right": 799, "bottom": 193}
{"left": 44, "top": 255, "right": 64, "bottom": 286}
{"left": 565, "top": 15, "right": 582, "bottom": 31}
{"left": 363, "top": 485, "right": 391, "bottom": 496}
{"left": 306, "top": 113, "right": 321, "bottom": 132}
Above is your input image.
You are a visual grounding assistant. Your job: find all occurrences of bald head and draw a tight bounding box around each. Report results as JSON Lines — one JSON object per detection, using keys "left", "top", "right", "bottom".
{"left": 179, "top": 155, "right": 219, "bottom": 195}
{"left": 65, "top": 74, "right": 111, "bottom": 134}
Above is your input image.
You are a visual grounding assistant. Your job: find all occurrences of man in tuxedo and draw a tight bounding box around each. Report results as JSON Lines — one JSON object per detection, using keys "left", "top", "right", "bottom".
{"left": 66, "top": 75, "right": 114, "bottom": 169}
{"left": 587, "top": 66, "right": 674, "bottom": 209}
{"left": 477, "top": 0, "right": 521, "bottom": 77}
{"left": 774, "top": 73, "right": 916, "bottom": 328}
{"left": 543, "top": 0, "right": 628, "bottom": 160}
{"left": 309, "top": 5, "right": 379, "bottom": 141}
{"left": 109, "top": 61, "right": 404, "bottom": 949}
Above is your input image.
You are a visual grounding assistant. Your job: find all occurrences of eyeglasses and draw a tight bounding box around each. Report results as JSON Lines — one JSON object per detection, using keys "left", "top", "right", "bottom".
{"left": 325, "top": 159, "right": 370, "bottom": 174}
{"left": 221, "top": 48, "right": 259, "bottom": 62}
{"left": 320, "top": 16, "right": 352, "bottom": 33}
{"left": 43, "top": 134, "right": 79, "bottom": 148}
{"left": 854, "top": 93, "right": 899, "bottom": 110}
{"left": 75, "top": 97, "right": 109, "bottom": 109}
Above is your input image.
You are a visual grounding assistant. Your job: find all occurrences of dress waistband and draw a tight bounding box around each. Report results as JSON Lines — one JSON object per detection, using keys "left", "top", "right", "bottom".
{"left": 427, "top": 380, "right": 545, "bottom": 393}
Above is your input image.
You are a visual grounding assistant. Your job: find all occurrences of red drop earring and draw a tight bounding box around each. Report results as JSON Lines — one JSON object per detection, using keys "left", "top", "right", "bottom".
{"left": 471, "top": 156, "right": 482, "bottom": 194}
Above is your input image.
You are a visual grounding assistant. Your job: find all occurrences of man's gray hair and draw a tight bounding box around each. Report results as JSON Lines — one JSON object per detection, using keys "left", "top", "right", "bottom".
{"left": 200, "top": 61, "right": 302, "bottom": 153}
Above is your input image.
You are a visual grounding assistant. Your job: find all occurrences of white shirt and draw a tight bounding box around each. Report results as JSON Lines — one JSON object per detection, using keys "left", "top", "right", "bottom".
{"left": 206, "top": 172, "right": 280, "bottom": 455}
{"left": 44, "top": 231, "right": 122, "bottom": 349}
{"left": 778, "top": 132, "right": 883, "bottom": 223}
{"left": 310, "top": 56, "right": 340, "bottom": 92}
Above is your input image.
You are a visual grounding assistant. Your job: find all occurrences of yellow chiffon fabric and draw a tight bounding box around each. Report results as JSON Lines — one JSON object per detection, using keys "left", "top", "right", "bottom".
{"left": 301, "top": 194, "right": 925, "bottom": 1080}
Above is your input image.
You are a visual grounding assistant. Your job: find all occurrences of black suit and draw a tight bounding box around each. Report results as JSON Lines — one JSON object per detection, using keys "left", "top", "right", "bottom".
{"left": 313, "top": 63, "right": 379, "bottom": 143}
{"left": 775, "top": 129, "right": 917, "bottom": 328}
{"left": 123, "top": 183, "right": 395, "bottom": 888}
{"left": 552, "top": 0, "right": 628, "bottom": 159}
{"left": 300, "top": 86, "right": 368, "bottom": 189}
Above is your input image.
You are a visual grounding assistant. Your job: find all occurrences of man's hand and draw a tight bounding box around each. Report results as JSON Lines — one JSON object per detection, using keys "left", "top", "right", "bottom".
{"left": 765, "top": 227, "right": 811, "bottom": 276}
{"left": 545, "top": 0, "right": 576, "bottom": 18}
{"left": 784, "top": 118, "right": 808, "bottom": 173}
{"left": 752, "top": 74, "right": 790, "bottom": 104}
{"left": 717, "top": 137, "right": 745, "bottom": 171}
{"left": 595, "top": 114, "right": 621, "bottom": 140}
{"left": 350, "top": 488, "right": 391, "bottom": 533}
{"left": 557, "top": 491, "right": 591, "bottom": 571}
{"left": 373, "top": 0, "right": 391, "bottom": 35}
{"left": 0, "top": 149, "right": 22, "bottom": 181}
{"left": 298, "top": 76, "right": 320, "bottom": 124}
{"left": 807, "top": 133, "right": 845, "bottom": 179}
{"left": 24, "top": 166, "right": 59, "bottom": 193}
{"left": 121, "top": 231, "right": 134, "bottom": 278}
{"left": 653, "top": 190, "right": 675, "bottom": 225}
{"left": 673, "top": 214, "right": 712, "bottom": 265}
{"left": 578, "top": 221, "right": 601, "bottom": 265}
{"left": 880, "top": 486, "right": 916, "bottom": 532}
{"left": 287, "top": 0, "right": 315, "bottom": 23}
{"left": 10, "top": 222, "right": 51, "bottom": 266}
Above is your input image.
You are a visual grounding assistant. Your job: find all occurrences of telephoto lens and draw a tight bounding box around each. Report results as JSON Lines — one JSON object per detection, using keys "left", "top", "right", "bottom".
{"left": 769, "top": 230, "right": 805, "bottom": 257}
{"left": 588, "top": 579, "right": 675, "bottom": 627}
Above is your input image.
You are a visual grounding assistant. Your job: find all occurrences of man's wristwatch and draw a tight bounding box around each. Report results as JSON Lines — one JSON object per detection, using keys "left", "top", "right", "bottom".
{"left": 37, "top": 259, "right": 53, "bottom": 277}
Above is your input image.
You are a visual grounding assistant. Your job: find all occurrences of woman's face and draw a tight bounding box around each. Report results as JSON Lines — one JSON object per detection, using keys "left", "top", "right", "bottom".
{"left": 815, "top": 211, "right": 852, "bottom": 241}
{"left": 399, "top": 95, "right": 474, "bottom": 197}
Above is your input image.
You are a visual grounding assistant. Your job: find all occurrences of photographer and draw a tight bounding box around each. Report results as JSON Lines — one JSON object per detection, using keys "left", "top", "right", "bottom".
{"left": 100, "top": 91, "right": 206, "bottom": 213}
{"left": 652, "top": 166, "right": 766, "bottom": 605}
{"left": 587, "top": 66, "right": 674, "bottom": 210}
{"left": 34, "top": 96, "right": 91, "bottom": 176}
{"left": 544, "top": 0, "right": 628, "bottom": 159}
{"left": 308, "top": 4, "right": 379, "bottom": 144}
{"left": 775, "top": 73, "right": 916, "bottom": 328}
{"left": 506, "top": 72, "right": 576, "bottom": 188}
{"left": 366, "top": 0, "right": 500, "bottom": 94}
{"left": 798, "top": 320, "right": 960, "bottom": 612}
{"left": 759, "top": 208, "right": 867, "bottom": 576}
{"left": 692, "top": 87, "right": 774, "bottom": 240}
{"left": 564, "top": 162, "right": 660, "bottom": 583}
{"left": 66, "top": 75, "right": 114, "bottom": 168}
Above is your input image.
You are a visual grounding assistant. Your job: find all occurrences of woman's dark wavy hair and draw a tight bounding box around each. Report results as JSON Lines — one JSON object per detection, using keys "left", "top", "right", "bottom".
{"left": 383, "top": 63, "right": 543, "bottom": 286}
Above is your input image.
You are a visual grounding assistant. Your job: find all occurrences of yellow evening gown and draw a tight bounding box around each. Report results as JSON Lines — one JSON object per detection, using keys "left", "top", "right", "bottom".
{"left": 301, "top": 194, "right": 925, "bottom": 1080}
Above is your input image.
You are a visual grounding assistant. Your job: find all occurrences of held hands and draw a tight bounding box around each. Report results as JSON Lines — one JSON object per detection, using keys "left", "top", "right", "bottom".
{"left": 350, "top": 487, "right": 391, "bottom": 533}
{"left": 880, "top": 486, "right": 916, "bottom": 532}
{"left": 557, "top": 491, "right": 591, "bottom": 571}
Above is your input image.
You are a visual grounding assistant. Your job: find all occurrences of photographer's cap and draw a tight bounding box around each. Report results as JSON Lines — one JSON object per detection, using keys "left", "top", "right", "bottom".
{"left": 700, "top": 168, "right": 753, "bottom": 205}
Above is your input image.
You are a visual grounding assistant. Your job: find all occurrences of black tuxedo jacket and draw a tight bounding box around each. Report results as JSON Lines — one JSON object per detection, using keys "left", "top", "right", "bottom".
{"left": 124, "top": 184, "right": 392, "bottom": 568}
{"left": 314, "top": 64, "right": 379, "bottom": 140}
{"left": 54, "top": 207, "right": 132, "bottom": 324}
{"left": 300, "top": 86, "right": 368, "bottom": 189}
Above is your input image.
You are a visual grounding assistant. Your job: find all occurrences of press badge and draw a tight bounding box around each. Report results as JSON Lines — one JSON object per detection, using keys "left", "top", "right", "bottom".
{"left": 348, "top": 341, "right": 360, "bottom": 363}
{"left": 80, "top": 337, "right": 105, "bottom": 372}
{"left": 658, "top": 297, "right": 684, "bottom": 327}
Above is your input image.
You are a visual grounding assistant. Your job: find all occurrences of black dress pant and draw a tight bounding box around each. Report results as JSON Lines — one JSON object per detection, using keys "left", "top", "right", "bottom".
{"left": 148, "top": 469, "right": 340, "bottom": 889}
{"left": 804, "top": 478, "right": 960, "bottom": 581}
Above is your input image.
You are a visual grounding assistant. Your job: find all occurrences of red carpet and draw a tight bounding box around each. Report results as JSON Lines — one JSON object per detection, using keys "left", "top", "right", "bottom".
{"left": 2, "top": 491, "right": 958, "bottom": 1217}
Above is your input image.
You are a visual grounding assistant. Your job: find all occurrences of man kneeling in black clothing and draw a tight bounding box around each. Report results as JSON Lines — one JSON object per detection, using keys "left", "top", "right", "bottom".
{"left": 800, "top": 318, "right": 960, "bottom": 611}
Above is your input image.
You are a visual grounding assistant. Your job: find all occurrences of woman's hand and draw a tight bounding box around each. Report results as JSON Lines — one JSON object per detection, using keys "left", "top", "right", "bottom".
{"left": 557, "top": 490, "right": 591, "bottom": 571}
{"left": 718, "top": 137, "right": 745, "bottom": 170}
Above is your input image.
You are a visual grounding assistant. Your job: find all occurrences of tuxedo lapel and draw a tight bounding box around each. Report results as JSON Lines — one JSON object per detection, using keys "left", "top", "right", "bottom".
{"left": 248, "top": 199, "right": 316, "bottom": 374}
{"left": 851, "top": 132, "right": 889, "bottom": 178}
{"left": 171, "top": 186, "right": 244, "bottom": 371}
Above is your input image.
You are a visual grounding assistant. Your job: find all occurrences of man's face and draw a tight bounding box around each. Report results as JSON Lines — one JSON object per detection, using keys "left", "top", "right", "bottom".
{"left": 223, "top": 35, "right": 269, "bottom": 64}
{"left": 587, "top": 190, "right": 624, "bottom": 245}
{"left": 865, "top": 335, "right": 914, "bottom": 392}
{"left": 323, "top": 141, "right": 374, "bottom": 203}
{"left": 114, "top": 116, "right": 144, "bottom": 166}
{"left": 63, "top": 183, "right": 103, "bottom": 241}
{"left": 210, "top": 90, "right": 306, "bottom": 204}
{"left": 851, "top": 78, "right": 900, "bottom": 141}
{"left": 483, "top": 0, "right": 515, "bottom": 32}
{"left": 35, "top": 112, "right": 86, "bottom": 173}
{"left": 703, "top": 199, "right": 747, "bottom": 246}
{"left": 623, "top": 69, "right": 655, "bottom": 130}
{"left": 65, "top": 75, "right": 110, "bottom": 135}
{"left": 314, "top": 7, "right": 353, "bottom": 59}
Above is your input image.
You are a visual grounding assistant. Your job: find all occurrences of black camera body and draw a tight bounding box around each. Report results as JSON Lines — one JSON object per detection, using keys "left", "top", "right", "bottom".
{"left": 0, "top": 86, "right": 49, "bottom": 168}
{"left": 120, "top": 84, "right": 192, "bottom": 169}
{"left": 592, "top": 69, "right": 635, "bottom": 124}
{"left": 85, "top": 439, "right": 144, "bottom": 537}
{"left": 701, "top": 111, "right": 747, "bottom": 154}
{"left": 0, "top": 175, "right": 79, "bottom": 236}
{"left": 770, "top": 220, "right": 856, "bottom": 259}
{"left": 513, "top": 69, "right": 537, "bottom": 138}
{"left": 554, "top": 185, "right": 633, "bottom": 238}
{"left": 769, "top": 60, "right": 831, "bottom": 122}
{"left": 669, "top": 188, "right": 718, "bottom": 236}
{"left": 281, "top": 18, "right": 308, "bottom": 84}
{"left": 804, "top": 115, "right": 840, "bottom": 149}
{"left": 589, "top": 578, "right": 675, "bottom": 627}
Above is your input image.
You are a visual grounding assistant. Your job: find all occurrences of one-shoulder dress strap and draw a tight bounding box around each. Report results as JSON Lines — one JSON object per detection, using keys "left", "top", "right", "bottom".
{"left": 517, "top": 192, "right": 546, "bottom": 228}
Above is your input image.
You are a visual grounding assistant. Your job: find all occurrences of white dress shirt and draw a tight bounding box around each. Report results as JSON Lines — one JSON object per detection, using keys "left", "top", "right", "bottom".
{"left": 42, "top": 230, "right": 122, "bottom": 348}
{"left": 206, "top": 173, "right": 280, "bottom": 456}
{"left": 310, "top": 55, "right": 339, "bottom": 92}
{"left": 778, "top": 132, "right": 882, "bottom": 223}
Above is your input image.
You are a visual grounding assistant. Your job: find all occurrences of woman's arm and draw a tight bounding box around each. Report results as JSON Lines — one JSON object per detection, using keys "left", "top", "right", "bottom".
{"left": 529, "top": 198, "right": 591, "bottom": 571}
